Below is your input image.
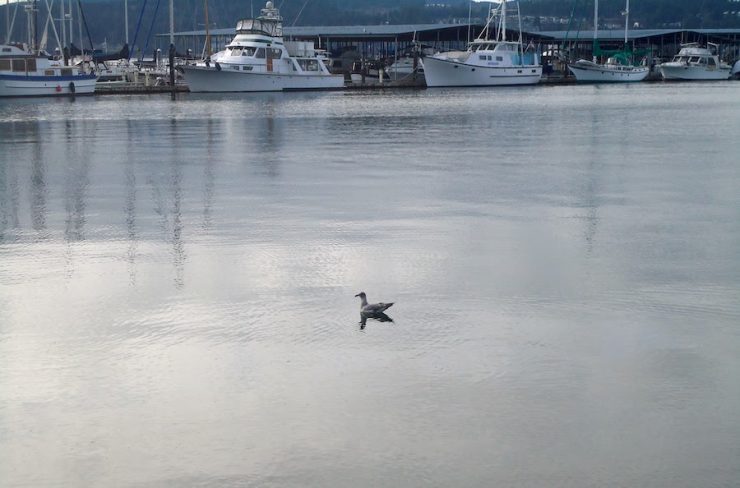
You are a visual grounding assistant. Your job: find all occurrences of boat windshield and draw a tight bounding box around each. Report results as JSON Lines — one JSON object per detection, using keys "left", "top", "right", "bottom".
{"left": 236, "top": 19, "right": 282, "bottom": 37}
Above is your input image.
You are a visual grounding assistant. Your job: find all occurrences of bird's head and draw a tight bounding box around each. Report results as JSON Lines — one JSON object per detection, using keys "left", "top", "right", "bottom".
{"left": 354, "top": 292, "right": 366, "bottom": 298}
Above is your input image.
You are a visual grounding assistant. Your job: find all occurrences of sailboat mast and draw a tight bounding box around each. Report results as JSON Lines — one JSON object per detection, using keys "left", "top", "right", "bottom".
{"left": 169, "top": 0, "right": 174, "bottom": 45}
{"left": 124, "top": 0, "right": 129, "bottom": 44}
{"left": 60, "top": 0, "right": 66, "bottom": 50}
{"left": 623, "top": 0, "right": 629, "bottom": 46}
{"left": 592, "top": 0, "right": 598, "bottom": 63}
{"left": 501, "top": 0, "right": 506, "bottom": 42}
{"left": 33, "top": 0, "right": 38, "bottom": 52}
{"left": 5, "top": 0, "right": 8, "bottom": 43}
{"left": 204, "top": 0, "right": 210, "bottom": 57}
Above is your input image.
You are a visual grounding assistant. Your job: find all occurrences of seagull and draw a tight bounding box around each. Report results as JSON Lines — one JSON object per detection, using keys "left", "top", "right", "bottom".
{"left": 354, "top": 292, "right": 394, "bottom": 314}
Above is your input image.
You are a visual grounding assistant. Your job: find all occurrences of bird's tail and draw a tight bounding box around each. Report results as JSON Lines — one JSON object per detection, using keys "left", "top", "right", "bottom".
{"left": 382, "top": 303, "right": 394, "bottom": 311}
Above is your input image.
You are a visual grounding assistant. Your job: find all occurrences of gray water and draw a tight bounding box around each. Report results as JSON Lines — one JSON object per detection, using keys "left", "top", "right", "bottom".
{"left": 1, "top": 83, "right": 739, "bottom": 487}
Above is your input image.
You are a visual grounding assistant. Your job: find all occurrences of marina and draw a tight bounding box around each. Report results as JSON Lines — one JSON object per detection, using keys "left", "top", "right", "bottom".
{"left": 1, "top": 1, "right": 740, "bottom": 486}
{"left": 2, "top": 1, "right": 739, "bottom": 97}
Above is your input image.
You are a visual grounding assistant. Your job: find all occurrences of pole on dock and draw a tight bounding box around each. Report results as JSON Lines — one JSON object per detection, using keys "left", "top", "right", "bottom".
{"left": 169, "top": 42, "right": 176, "bottom": 100}
{"left": 124, "top": 0, "right": 129, "bottom": 45}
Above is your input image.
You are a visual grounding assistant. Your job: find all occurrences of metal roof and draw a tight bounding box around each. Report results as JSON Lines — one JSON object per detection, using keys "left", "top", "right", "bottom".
{"left": 163, "top": 23, "right": 476, "bottom": 39}
{"left": 537, "top": 28, "right": 740, "bottom": 41}
{"left": 163, "top": 25, "right": 740, "bottom": 43}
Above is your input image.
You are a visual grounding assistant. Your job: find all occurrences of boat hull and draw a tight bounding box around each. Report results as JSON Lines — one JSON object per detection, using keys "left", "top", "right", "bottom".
{"left": 0, "top": 74, "right": 97, "bottom": 97}
{"left": 422, "top": 56, "right": 542, "bottom": 87}
{"left": 659, "top": 63, "right": 731, "bottom": 81}
{"left": 568, "top": 62, "right": 649, "bottom": 82}
{"left": 182, "top": 65, "right": 344, "bottom": 92}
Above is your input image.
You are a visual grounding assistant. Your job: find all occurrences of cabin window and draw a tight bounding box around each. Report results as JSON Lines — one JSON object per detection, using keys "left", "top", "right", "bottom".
{"left": 232, "top": 66, "right": 240, "bottom": 71}
{"left": 26, "top": 59, "right": 36, "bottom": 71}
{"left": 708, "top": 58, "right": 716, "bottom": 67}
{"left": 12, "top": 59, "right": 25, "bottom": 72}
{"left": 2, "top": 47, "right": 10, "bottom": 52}
{"left": 255, "top": 48, "right": 266, "bottom": 59}
{"left": 61, "top": 68, "right": 73, "bottom": 76}
{"left": 241, "top": 47, "right": 256, "bottom": 56}
{"left": 45, "top": 69, "right": 55, "bottom": 76}
{"left": 479, "top": 55, "right": 487, "bottom": 61}
{"left": 496, "top": 56, "right": 503, "bottom": 61}
{"left": 270, "top": 48, "right": 282, "bottom": 58}
{"left": 242, "top": 66, "right": 252, "bottom": 71}
{"left": 297, "top": 59, "right": 319, "bottom": 72}
{"left": 689, "top": 57, "right": 700, "bottom": 63}
{"left": 0, "top": 59, "right": 10, "bottom": 70}
{"left": 487, "top": 55, "right": 492, "bottom": 61}
{"left": 231, "top": 48, "right": 242, "bottom": 56}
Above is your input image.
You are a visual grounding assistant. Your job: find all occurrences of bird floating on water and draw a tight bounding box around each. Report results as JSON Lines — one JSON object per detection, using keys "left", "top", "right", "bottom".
{"left": 355, "top": 292, "right": 394, "bottom": 314}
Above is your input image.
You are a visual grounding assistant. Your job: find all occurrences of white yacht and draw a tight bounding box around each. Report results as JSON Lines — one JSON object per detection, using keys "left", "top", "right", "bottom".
{"left": 182, "top": 1, "right": 344, "bottom": 92}
{"left": 0, "top": 44, "right": 97, "bottom": 97}
{"left": 568, "top": 0, "right": 648, "bottom": 82}
{"left": 421, "top": 1, "right": 542, "bottom": 88}
{"left": 659, "top": 43, "right": 732, "bottom": 81}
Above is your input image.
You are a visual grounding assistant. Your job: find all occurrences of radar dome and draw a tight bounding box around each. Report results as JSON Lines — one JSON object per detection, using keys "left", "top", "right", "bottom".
{"left": 266, "top": 1, "right": 274, "bottom": 8}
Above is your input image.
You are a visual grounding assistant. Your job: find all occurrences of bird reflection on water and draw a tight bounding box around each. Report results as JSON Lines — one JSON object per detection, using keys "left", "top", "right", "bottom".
{"left": 359, "top": 311, "right": 394, "bottom": 331}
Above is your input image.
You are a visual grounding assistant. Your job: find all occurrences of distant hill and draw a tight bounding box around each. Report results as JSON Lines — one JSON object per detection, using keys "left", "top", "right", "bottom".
{"left": 2, "top": 0, "right": 739, "bottom": 51}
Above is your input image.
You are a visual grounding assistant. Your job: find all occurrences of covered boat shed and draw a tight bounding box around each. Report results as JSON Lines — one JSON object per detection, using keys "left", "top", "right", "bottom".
{"left": 160, "top": 25, "right": 740, "bottom": 65}
{"left": 161, "top": 23, "right": 545, "bottom": 59}
{"left": 535, "top": 28, "right": 740, "bottom": 62}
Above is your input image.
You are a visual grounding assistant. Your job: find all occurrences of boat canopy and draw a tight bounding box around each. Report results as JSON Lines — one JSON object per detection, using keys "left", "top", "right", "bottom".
{"left": 235, "top": 19, "right": 283, "bottom": 37}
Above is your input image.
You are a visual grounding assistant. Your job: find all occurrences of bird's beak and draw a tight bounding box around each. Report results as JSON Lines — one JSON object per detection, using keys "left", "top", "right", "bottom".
{"left": 354, "top": 293, "right": 360, "bottom": 297}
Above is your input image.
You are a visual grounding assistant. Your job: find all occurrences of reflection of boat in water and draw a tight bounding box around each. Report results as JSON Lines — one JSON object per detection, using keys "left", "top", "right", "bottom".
{"left": 0, "top": 44, "right": 97, "bottom": 97}
{"left": 182, "top": 1, "right": 344, "bottom": 92}
{"left": 659, "top": 43, "right": 732, "bottom": 81}
{"left": 422, "top": 1, "right": 541, "bottom": 87}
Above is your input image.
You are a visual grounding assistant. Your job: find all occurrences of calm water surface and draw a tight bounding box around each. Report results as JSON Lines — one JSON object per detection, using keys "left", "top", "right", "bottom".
{"left": 1, "top": 84, "right": 739, "bottom": 487}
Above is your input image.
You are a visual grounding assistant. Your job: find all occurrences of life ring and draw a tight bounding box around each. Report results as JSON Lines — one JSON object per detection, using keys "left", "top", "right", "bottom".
{"left": 215, "top": 62, "right": 221, "bottom": 71}
{"left": 55, "top": 85, "right": 62, "bottom": 93}
{"left": 69, "top": 82, "right": 76, "bottom": 94}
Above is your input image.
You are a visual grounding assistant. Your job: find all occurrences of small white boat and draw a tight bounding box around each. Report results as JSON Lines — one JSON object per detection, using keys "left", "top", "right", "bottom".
{"left": 182, "top": 1, "right": 344, "bottom": 93}
{"left": 659, "top": 43, "right": 732, "bottom": 81}
{"left": 568, "top": 0, "right": 649, "bottom": 83}
{"left": 422, "top": 0, "right": 542, "bottom": 88}
{"left": 0, "top": 44, "right": 97, "bottom": 97}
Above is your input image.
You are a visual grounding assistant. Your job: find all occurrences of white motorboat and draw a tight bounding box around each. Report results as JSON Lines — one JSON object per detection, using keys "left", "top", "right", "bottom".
{"left": 568, "top": 0, "right": 649, "bottom": 82}
{"left": 733, "top": 60, "right": 740, "bottom": 79}
{"left": 182, "top": 1, "right": 344, "bottom": 92}
{"left": 0, "top": 44, "right": 97, "bottom": 97}
{"left": 422, "top": 1, "right": 542, "bottom": 88}
{"left": 659, "top": 43, "right": 732, "bottom": 81}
